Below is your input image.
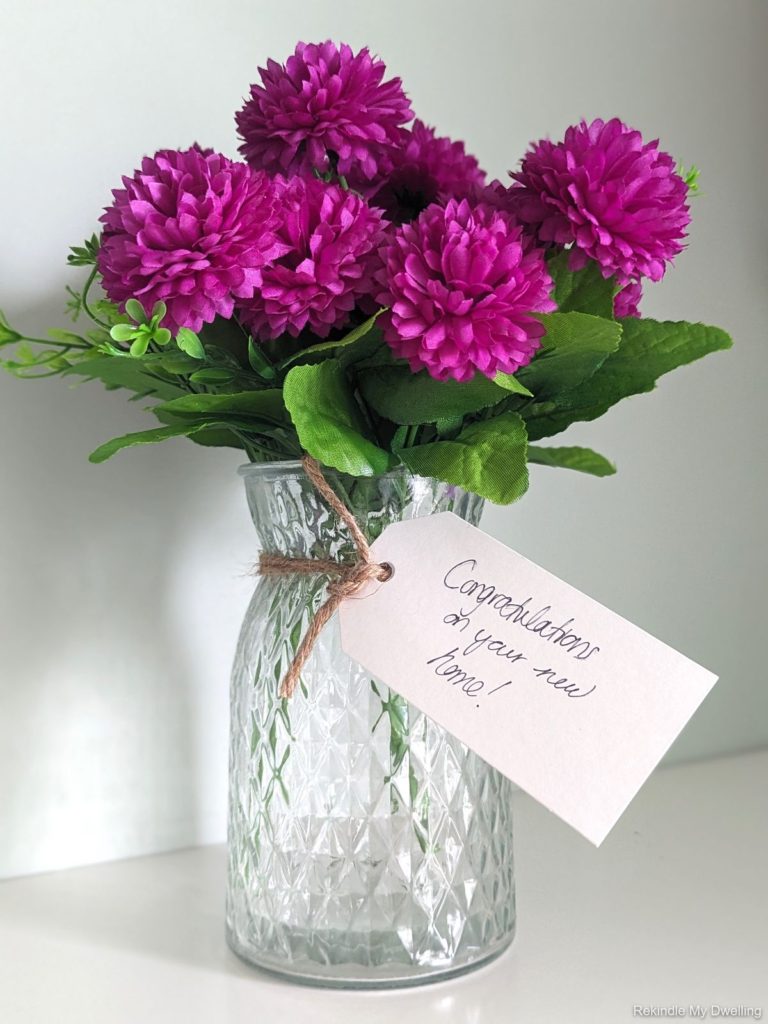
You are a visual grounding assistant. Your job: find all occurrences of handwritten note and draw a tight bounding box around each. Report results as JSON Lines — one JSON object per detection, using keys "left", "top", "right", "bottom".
{"left": 339, "top": 512, "right": 717, "bottom": 845}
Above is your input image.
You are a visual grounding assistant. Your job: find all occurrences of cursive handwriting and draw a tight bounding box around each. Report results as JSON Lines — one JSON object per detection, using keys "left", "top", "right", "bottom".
{"left": 426, "top": 648, "right": 597, "bottom": 701}
{"left": 443, "top": 559, "right": 600, "bottom": 662}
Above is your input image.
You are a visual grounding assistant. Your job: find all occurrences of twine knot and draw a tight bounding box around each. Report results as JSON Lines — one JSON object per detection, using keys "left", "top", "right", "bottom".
{"left": 255, "top": 455, "right": 392, "bottom": 699}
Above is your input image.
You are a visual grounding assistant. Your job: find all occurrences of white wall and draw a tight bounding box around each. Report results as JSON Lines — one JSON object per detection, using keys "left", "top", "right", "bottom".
{"left": 1, "top": 0, "right": 765, "bottom": 879}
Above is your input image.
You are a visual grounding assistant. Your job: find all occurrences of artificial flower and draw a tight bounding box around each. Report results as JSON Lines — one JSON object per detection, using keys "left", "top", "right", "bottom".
{"left": 377, "top": 199, "right": 555, "bottom": 382}
{"left": 509, "top": 118, "right": 690, "bottom": 283}
{"left": 98, "top": 147, "right": 285, "bottom": 334}
{"left": 236, "top": 41, "right": 412, "bottom": 188}
{"left": 369, "top": 120, "right": 486, "bottom": 223}
{"left": 238, "top": 175, "right": 385, "bottom": 340}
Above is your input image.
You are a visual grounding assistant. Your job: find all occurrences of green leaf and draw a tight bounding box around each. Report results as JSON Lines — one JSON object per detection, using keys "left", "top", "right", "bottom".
{"left": 397, "top": 411, "right": 529, "bottom": 504}
{"left": 125, "top": 299, "right": 148, "bottom": 324}
{"left": 48, "top": 328, "right": 88, "bottom": 346}
{"left": 358, "top": 366, "right": 512, "bottom": 424}
{"left": 518, "top": 311, "right": 622, "bottom": 399}
{"left": 493, "top": 373, "right": 534, "bottom": 397}
{"left": 283, "top": 361, "right": 396, "bottom": 476}
{"left": 66, "top": 234, "right": 100, "bottom": 267}
{"left": 89, "top": 422, "right": 218, "bottom": 463}
{"left": 528, "top": 445, "right": 616, "bottom": 477}
{"left": 0, "top": 311, "right": 21, "bottom": 346}
{"left": 151, "top": 351, "right": 202, "bottom": 374}
{"left": 247, "top": 337, "right": 277, "bottom": 379}
{"left": 129, "top": 335, "right": 150, "bottom": 358}
{"left": 109, "top": 324, "right": 137, "bottom": 343}
{"left": 150, "top": 301, "right": 167, "bottom": 322}
{"left": 677, "top": 163, "right": 701, "bottom": 194}
{"left": 90, "top": 299, "right": 128, "bottom": 327}
{"left": 155, "top": 389, "right": 288, "bottom": 427}
{"left": 188, "top": 367, "right": 236, "bottom": 385}
{"left": 435, "top": 415, "right": 463, "bottom": 439}
{"left": 63, "top": 356, "right": 186, "bottom": 400}
{"left": 279, "top": 311, "right": 385, "bottom": 370}
{"left": 186, "top": 426, "right": 246, "bottom": 451}
{"left": 524, "top": 318, "right": 732, "bottom": 441}
{"left": 175, "top": 327, "right": 205, "bottom": 360}
{"left": 153, "top": 328, "right": 171, "bottom": 346}
{"left": 547, "top": 251, "right": 617, "bottom": 319}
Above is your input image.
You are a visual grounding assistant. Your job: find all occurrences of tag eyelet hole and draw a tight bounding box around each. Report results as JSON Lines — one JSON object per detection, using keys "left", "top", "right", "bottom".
{"left": 379, "top": 561, "right": 394, "bottom": 582}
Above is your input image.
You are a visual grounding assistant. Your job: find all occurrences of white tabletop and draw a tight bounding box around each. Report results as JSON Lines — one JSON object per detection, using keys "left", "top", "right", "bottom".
{"left": 1, "top": 751, "right": 765, "bottom": 1024}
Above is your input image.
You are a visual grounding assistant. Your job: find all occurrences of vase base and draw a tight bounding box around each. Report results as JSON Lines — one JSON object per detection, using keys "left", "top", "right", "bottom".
{"left": 225, "top": 926, "right": 515, "bottom": 990}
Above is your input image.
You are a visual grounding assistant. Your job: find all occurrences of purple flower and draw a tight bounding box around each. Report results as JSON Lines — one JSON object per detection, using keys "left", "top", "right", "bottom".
{"left": 377, "top": 199, "right": 555, "bottom": 383}
{"left": 509, "top": 118, "right": 690, "bottom": 283}
{"left": 614, "top": 281, "right": 643, "bottom": 318}
{"left": 238, "top": 176, "right": 385, "bottom": 340}
{"left": 369, "top": 120, "right": 486, "bottom": 223}
{"left": 235, "top": 41, "right": 412, "bottom": 188}
{"left": 98, "top": 148, "right": 284, "bottom": 334}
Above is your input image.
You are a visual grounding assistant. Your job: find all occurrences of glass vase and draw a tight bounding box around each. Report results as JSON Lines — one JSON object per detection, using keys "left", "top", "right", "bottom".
{"left": 226, "top": 461, "right": 515, "bottom": 987}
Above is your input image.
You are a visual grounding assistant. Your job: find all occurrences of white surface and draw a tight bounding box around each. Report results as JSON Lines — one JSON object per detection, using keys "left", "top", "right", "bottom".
{"left": 0, "top": 752, "right": 765, "bottom": 1024}
{"left": 1, "top": 0, "right": 767, "bottom": 878}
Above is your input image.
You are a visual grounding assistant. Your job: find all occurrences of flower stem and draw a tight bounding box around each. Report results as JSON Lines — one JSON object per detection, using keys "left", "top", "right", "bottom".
{"left": 80, "top": 267, "right": 111, "bottom": 329}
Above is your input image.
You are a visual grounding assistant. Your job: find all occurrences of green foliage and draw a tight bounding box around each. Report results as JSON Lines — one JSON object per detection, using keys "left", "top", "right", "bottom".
{"left": 89, "top": 422, "right": 225, "bottom": 463}
{"left": 110, "top": 300, "right": 171, "bottom": 356}
{"left": 175, "top": 327, "right": 205, "bottom": 360}
{"left": 284, "top": 361, "right": 396, "bottom": 476}
{"left": 247, "top": 337, "right": 277, "bottom": 381}
{"left": 528, "top": 445, "right": 616, "bottom": 476}
{"left": 0, "top": 252, "right": 732, "bottom": 486}
{"left": 547, "top": 251, "right": 617, "bottom": 319}
{"left": 518, "top": 311, "right": 622, "bottom": 398}
{"left": 188, "top": 367, "right": 236, "bottom": 385}
{"left": 64, "top": 355, "right": 186, "bottom": 400}
{"left": 279, "top": 311, "right": 386, "bottom": 370}
{"left": 677, "top": 164, "right": 701, "bottom": 194}
{"left": 358, "top": 366, "right": 518, "bottom": 424}
{"left": 67, "top": 234, "right": 100, "bottom": 267}
{"left": 524, "top": 318, "right": 732, "bottom": 440}
{"left": 397, "top": 412, "right": 529, "bottom": 504}
{"left": 154, "top": 389, "right": 289, "bottom": 427}
{"left": 0, "top": 311, "right": 22, "bottom": 347}
{"left": 493, "top": 373, "right": 534, "bottom": 396}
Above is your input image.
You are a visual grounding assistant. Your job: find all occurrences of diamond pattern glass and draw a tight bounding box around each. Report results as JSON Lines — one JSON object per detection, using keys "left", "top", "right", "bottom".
{"left": 226, "top": 462, "right": 515, "bottom": 987}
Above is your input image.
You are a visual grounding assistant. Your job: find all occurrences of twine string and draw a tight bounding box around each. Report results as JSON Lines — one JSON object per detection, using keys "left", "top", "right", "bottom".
{"left": 256, "top": 455, "right": 391, "bottom": 699}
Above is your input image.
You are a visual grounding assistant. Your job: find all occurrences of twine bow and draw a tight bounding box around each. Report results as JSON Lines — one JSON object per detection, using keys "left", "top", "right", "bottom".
{"left": 256, "top": 455, "right": 392, "bottom": 699}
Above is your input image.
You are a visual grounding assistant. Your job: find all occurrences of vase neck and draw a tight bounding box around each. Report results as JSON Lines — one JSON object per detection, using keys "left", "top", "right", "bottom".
{"left": 240, "top": 462, "right": 484, "bottom": 560}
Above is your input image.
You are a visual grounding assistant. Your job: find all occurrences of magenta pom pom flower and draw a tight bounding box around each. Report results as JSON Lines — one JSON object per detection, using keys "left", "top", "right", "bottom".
{"left": 98, "top": 148, "right": 285, "bottom": 334}
{"left": 236, "top": 41, "right": 412, "bottom": 188}
{"left": 370, "top": 120, "right": 486, "bottom": 223}
{"left": 510, "top": 118, "right": 690, "bottom": 283}
{"left": 377, "top": 199, "right": 556, "bottom": 383}
{"left": 238, "top": 176, "right": 385, "bottom": 341}
{"left": 614, "top": 281, "right": 643, "bottom": 318}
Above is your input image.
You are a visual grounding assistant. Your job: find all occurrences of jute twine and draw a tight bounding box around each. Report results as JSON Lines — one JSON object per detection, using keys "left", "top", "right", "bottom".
{"left": 256, "top": 455, "right": 392, "bottom": 699}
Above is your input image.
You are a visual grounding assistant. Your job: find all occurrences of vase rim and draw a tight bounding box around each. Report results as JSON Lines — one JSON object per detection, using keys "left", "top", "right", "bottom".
{"left": 237, "top": 460, "right": 415, "bottom": 482}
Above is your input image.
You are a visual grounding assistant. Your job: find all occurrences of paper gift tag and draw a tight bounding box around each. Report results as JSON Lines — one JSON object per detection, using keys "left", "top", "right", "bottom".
{"left": 339, "top": 512, "right": 717, "bottom": 846}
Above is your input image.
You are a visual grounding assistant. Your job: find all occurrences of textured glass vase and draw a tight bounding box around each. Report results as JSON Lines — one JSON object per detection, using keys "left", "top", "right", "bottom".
{"left": 226, "top": 461, "right": 515, "bottom": 987}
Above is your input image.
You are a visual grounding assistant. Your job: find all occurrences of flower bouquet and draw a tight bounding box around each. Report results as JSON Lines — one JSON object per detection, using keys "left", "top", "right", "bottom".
{"left": 1, "top": 40, "right": 730, "bottom": 987}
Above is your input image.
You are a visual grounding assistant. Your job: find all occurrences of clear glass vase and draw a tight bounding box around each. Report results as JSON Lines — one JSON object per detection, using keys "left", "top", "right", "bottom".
{"left": 226, "top": 461, "right": 515, "bottom": 987}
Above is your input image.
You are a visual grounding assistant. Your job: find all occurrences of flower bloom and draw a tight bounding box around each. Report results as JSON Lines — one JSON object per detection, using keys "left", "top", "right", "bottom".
{"left": 509, "top": 118, "right": 690, "bottom": 283}
{"left": 613, "top": 281, "right": 643, "bottom": 318}
{"left": 369, "top": 120, "right": 486, "bottom": 223}
{"left": 237, "top": 176, "right": 385, "bottom": 340}
{"left": 98, "top": 148, "right": 284, "bottom": 334}
{"left": 235, "top": 41, "right": 412, "bottom": 188}
{"left": 377, "top": 199, "right": 555, "bottom": 382}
